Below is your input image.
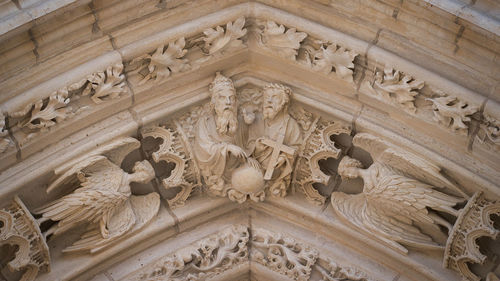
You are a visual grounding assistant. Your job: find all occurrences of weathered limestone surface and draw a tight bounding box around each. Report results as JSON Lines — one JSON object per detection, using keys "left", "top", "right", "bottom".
{"left": 0, "top": 1, "right": 499, "bottom": 281}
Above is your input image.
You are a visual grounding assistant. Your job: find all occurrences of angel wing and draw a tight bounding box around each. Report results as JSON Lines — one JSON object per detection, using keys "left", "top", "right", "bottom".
{"left": 47, "top": 137, "right": 140, "bottom": 193}
{"left": 352, "top": 133, "right": 468, "bottom": 198}
{"left": 331, "top": 191, "right": 443, "bottom": 254}
{"left": 35, "top": 158, "right": 127, "bottom": 235}
{"left": 62, "top": 193, "right": 160, "bottom": 254}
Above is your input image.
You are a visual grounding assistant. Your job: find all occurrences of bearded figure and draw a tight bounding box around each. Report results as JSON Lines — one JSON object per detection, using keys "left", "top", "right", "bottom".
{"left": 248, "top": 83, "right": 302, "bottom": 196}
{"left": 193, "top": 73, "right": 251, "bottom": 196}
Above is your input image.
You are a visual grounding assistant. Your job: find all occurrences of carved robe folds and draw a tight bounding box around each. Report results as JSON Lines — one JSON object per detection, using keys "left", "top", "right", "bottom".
{"left": 248, "top": 113, "right": 302, "bottom": 196}
{"left": 194, "top": 114, "right": 243, "bottom": 190}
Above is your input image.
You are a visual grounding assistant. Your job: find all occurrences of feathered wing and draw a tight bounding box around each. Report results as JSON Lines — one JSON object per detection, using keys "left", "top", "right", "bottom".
{"left": 331, "top": 174, "right": 447, "bottom": 253}
{"left": 35, "top": 159, "right": 126, "bottom": 235}
{"left": 63, "top": 193, "right": 161, "bottom": 254}
{"left": 352, "top": 133, "right": 468, "bottom": 198}
{"left": 49, "top": 137, "right": 140, "bottom": 190}
{"left": 62, "top": 199, "right": 136, "bottom": 253}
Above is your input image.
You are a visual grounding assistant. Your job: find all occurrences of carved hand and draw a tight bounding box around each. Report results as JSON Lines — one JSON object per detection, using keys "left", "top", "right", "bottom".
{"left": 247, "top": 157, "right": 261, "bottom": 170}
{"left": 227, "top": 144, "right": 247, "bottom": 159}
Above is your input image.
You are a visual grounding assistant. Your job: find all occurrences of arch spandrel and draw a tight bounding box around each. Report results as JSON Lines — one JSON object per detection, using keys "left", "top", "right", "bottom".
{"left": 0, "top": 1, "right": 499, "bottom": 281}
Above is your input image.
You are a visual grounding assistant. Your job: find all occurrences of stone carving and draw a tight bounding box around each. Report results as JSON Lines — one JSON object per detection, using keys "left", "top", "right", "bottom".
{"left": 8, "top": 63, "right": 127, "bottom": 145}
{"left": 81, "top": 63, "right": 127, "bottom": 104}
{"left": 123, "top": 225, "right": 249, "bottom": 281}
{"left": 146, "top": 74, "right": 349, "bottom": 204}
{"left": 331, "top": 133, "right": 468, "bottom": 253}
{"left": 0, "top": 112, "right": 12, "bottom": 154}
{"left": 0, "top": 196, "right": 50, "bottom": 281}
{"left": 251, "top": 227, "right": 319, "bottom": 281}
{"left": 129, "top": 37, "right": 190, "bottom": 85}
{"left": 365, "top": 68, "right": 424, "bottom": 112}
{"left": 33, "top": 137, "right": 160, "bottom": 254}
{"left": 476, "top": 113, "right": 500, "bottom": 150}
{"left": 200, "top": 17, "right": 247, "bottom": 56}
{"left": 427, "top": 95, "right": 478, "bottom": 133}
{"left": 303, "top": 41, "right": 358, "bottom": 82}
{"left": 315, "top": 259, "right": 377, "bottom": 281}
{"left": 256, "top": 20, "right": 307, "bottom": 60}
{"left": 141, "top": 125, "right": 201, "bottom": 207}
{"left": 246, "top": 83, "right": 303, "bottom": 198}
{"left": 293, "top": 119, "right": 351, "bottom": 205}
{"left": 444, "top": 192, "right": 500, "bottom": 281}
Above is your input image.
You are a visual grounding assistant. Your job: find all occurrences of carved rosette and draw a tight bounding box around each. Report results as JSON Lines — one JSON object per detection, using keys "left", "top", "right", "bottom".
{"left": 444, "top": 192, "right": 500, "bottom": 281}
{"left": 141, "top": 125, "right": 201, "bottom": 208}
{"left": 251, "top": 228, "right": 319, "bottom": 281}
{"left": 294, "top": 119, "right": 351, "bottom": 205}
{"left": 0, "top": 197, "right": 50, "bottom": 281}
{"left": 123, "top": 225, "right": 249, "bottom": 281}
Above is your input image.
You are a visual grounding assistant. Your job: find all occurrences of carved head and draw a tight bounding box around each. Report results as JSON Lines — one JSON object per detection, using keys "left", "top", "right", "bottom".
{"left": 209, "top": 72, "right": 238, "bottom": 136}
{"left": 262, "top": 83, "right": 291, "bottom": 121}
{"left": 131, "top": 160, "right": 156, "bottom": 183}
{"left": 337, "top": 156, "right": 363, "bottom": 180}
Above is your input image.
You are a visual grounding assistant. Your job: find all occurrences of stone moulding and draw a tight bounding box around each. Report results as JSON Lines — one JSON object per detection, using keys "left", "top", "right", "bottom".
{"left": 443, "top": 192, "right": 500, "bottom": 281}
{"left": 0, "top": 196, "right": 50, "bottom": 281}
{"left": 122, "top": 224, "right": 250, "bottom": 281}
{"left": 5, "top": 63, "right": 127, "bottom": 147}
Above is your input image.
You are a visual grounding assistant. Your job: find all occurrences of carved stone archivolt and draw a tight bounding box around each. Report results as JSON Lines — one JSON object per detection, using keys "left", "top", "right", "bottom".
{"left": 144, "top": 73, "right": 349, "bottom": 205}
{"left": 123, "top": 225, "right": 250, "bottom": 281}
{"left": 444, "top": 192, "right": 500, "bottom": 281}
{"left": 0, "top": 197, "right": 50, "bottom": 281}
{"left": 6, "top": 63, "right": 127, "bottom": 146}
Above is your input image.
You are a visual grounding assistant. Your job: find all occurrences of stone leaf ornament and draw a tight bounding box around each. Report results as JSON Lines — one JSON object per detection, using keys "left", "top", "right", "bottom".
{"left": 81, "top": 63, "right": 127, "bottom": 104}
{"left": 309, "top": 42, "right": 358, "bottom": 82}
{"left": 331, "top": 133, "right": 468, "bottom": 254}
{"left": 8, "top": 63, "right": 127, "bottom": 145}
{"left": 427, "top": 95, "right": 478, "bottom": 134}
{"left": 123, "top": 225, "right": 249, "bottom": 281}
{"left": 315, "top": 259, "right": 377, "bottom": 281}
{"left": 201, "top": 17, "right": 247, "bottom": 56}
{"left": 0, "top": 112, "right": 12, "bottom": 154}
{"left": 33, "top": 137, "right": 160, "bottom": 254}
{"left": 365, "top": 68, "right": 424, "bottom": 113}
{"left": 257, "top": 20, "right": 308, "bottom": 60}
{"left": 476, "top": 114, "right": 500, "bottom": 150}
{"left": 129, "top": 37, "right": 190, "bottom": 85}
{"left": 0, "top": 197, "right": 50, "bottom": 281}
{"left": 251, "top": 227, "right": 319, "bottom": 281}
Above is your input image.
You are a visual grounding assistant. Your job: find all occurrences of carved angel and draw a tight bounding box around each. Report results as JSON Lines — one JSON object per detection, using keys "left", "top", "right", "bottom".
{"left": 34, "top": 138, "right": 160, "bottom": 253}
{"left": 331, "top": 133, "right": 467, "bottom": 253}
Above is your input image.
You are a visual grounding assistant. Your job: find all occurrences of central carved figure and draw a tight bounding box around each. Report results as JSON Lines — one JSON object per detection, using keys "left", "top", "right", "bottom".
{"left": 193, "top": 73, "right": 263, "bottom": 202}
{"left": 193, "top": 74, "right": 302, "bottom": 202}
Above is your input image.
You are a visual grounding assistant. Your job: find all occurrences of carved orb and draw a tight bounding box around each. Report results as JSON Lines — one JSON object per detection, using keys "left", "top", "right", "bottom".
{"left": 231, "top": 164, "right": 265, "bottom": 194}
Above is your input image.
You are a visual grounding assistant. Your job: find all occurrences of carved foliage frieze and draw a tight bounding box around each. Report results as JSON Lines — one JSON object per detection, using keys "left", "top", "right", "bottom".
{"left": 255, "top": 20, "right": 358, "bottom": 82}
{"left": 123, "top": 225, "right": 249, "bottom": 281}
{"left": 362, "top": 67, "right": 480, "bottom": 135}
{"left": 0, "top": 197, "right": 50, "bottom": 281}
{"left": 476, "top": 113, "right": 500, "bottom": 150}
{"left": 0, "top": 112, "right": 13, "bottom": 154}
{"left": 127, "top": 17, "right": 247, "bottom": 86}
{"left": 251, "top": 227, "right": 319, "bottom": 281}
{"left": 7, "top": 63, "right": 128, "bottom": 146}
